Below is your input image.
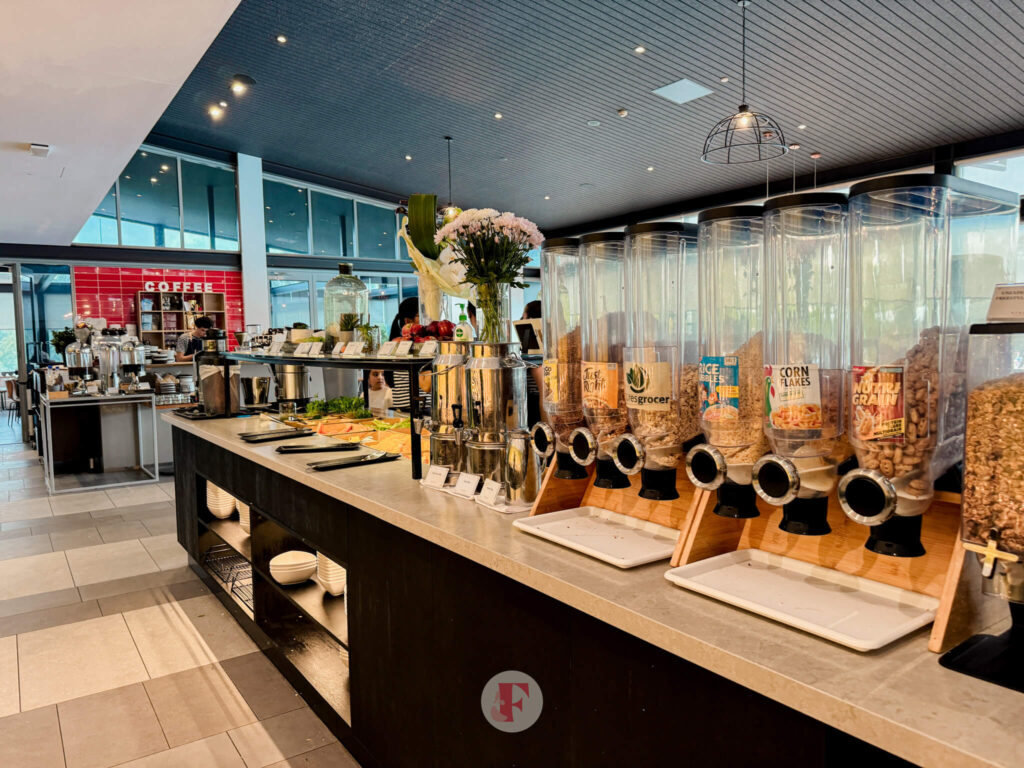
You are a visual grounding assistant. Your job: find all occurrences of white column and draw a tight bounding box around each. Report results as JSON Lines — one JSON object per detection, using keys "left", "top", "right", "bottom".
{"left": 236, "top": 153, "right": 270, "bottom": 328}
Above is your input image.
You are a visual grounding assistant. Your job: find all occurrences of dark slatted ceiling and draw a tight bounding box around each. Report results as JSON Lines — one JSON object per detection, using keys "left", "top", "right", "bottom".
{"left": 154, "top": 0, "right": 1024, "bottom": 232}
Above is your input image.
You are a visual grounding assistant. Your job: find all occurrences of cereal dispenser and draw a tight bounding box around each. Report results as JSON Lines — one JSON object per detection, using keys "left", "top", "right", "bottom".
{"left": 530, "top": 238, "right": 588, "bottom": 480}
{"left": 839, "top": 174, "right": 1018, "bottom": 556}
{"left": 752, "top": 194, "right": 848, "bottom": 535}
{"left": 569, "top": 232, "right": 630, "bottom": 489}
{"left": 612, "top": 223, "right": 700, "bottom": 500}
{"left": 686, "top": 207, "right": 767, "bottom": 518}
{"left": 941, "top": 321, "right": 1024, "bottom": 691}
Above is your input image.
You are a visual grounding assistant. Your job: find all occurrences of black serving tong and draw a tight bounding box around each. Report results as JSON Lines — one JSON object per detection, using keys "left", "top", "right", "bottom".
{"left": 239, "top": 428, "right": 314, "bottom": 443}
{"left": 307, "top": 451, "right": 401, "bottom": 471}
{"left": 276, "top": 442, "right": 361, "bottom": 454}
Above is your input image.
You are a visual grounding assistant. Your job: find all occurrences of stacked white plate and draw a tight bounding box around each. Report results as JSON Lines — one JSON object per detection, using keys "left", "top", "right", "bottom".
{"left": 269, "top": 551, "right": 317, "bottom": 585}
{"left": 206, "top": 483, "right": 236, "bottom": 519}
{"left": 317, "top": 552, "right": 347, "bottom": 597}
{"left": 236, "top": 500, "right": 251, "bottom": 533}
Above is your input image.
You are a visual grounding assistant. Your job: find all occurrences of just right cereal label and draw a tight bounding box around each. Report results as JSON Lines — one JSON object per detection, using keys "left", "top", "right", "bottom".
{"left": 581, "top": 361, "right": 619, "bottom": 410}
{"left": 765, "top": 363, "right": 822, "bottom": 430}
{"left": 851, "top": 365, "right": 905, "bottom": 441}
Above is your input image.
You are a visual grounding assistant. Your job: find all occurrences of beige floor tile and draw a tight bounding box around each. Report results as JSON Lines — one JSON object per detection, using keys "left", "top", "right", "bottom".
{"left": 49, "top": 526, "right": 103, "bottom": 551}
{"left": 0, "top": 705, "right": 65, "bottom": 768}
{"left": 220, "top": 652, "right": 304, "bottom": 721}
{"left": 77, "top": 566, "right": 198, "bottom": 602}
{"left": 97, "top": 579, "right": 209, "bottom": 616}
{"left": 140, "top": 533, "right": 188, "bottom": 570}
{"left": 145, "top": 662, "right": 257, "bottom": 747}
{"left": 0, "top": 497, "right": 51, "bottom": 523}
{"left": 50, "top": 490, "right": 115, "bottom": 516}
{"left": 142, "top": 516, "right": 177, "bottom": 537}
{"left": 228, "top": 708, "right": 335, "bottom": 768}
{"left": 0, "top": 532, "right": 52, "bottom": 561}
{"left": 116, "top": 732, "right": 245, "bottom": 768}
{"left": 118, "top": 502, "right": 175, "bottom": 521}
{"left": 158, "top": 482, "right": 175, "bottom": 499}
{"left": 18, "top": 613, "right": 150, "bottom": 709}
{"left": 30, "top": 510, "right": 101, "bottom": 533}
{"left": 8, "top": 487, "right": 51, "bottom": 502}
{"left": 0, "top": 550, "right": 74, "bottom": 601}
{"left": 0, "top": 599, "right": 101, "bottom": 638}
{"left": 266, "top": 743, "right": 360, "bottom": 768}
{"left": 97, "top": 520, "right": 150, "bottom": 543}
{"left": 65, "top": 539, "right": 160, "bottom": 586}
{"left": 0, "top": 477, "right": 26, "bottom": 491}
{"left": 0, "top": 526, "right": 31, "bottom": 541}
{"left": 124, "top": 594, "right": 258, "bottom": 678}
{"left": 105, "top": 484, "right": 172, "bottom": 508}
{"left": 4, "top": 449, "right": 38, "bottom": 461}
{"left": 23, "top": 475, "right": 47, "bottom": 488}
{"left": 59, "top": 683, "right": 168, "bottom": 768}
{"left": 0, "top": 635, "right": 17, "bottom": 717}
{"left": 0, "top": 586, "right": 82, "bottom": 619}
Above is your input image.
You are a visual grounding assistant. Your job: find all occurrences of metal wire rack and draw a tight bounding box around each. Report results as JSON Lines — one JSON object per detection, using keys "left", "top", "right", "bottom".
{"left": 203, "top": 544, "right": 251, "bottom": 586}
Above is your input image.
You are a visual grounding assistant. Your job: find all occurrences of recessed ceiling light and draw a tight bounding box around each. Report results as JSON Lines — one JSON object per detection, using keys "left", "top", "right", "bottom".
{"left": 231, "top": 74, "right": 255, "bottom": 96}
{"left": 149, "top": 177, "right": 158, "bottom": 183}
{"left": 617, "top": 108, "right": 628, "bottom": 117}
{"left": 579, "top": 182, "right": 594, "bottom": 188}
{"left": 587, "top": 120, "right": 601, "bottom": 127}
{"left": 124, "top": 175, "right": 131, "bottom": 180}
{"left": 788, "top": 143, "right": 801, "bottom": 150}
{"left": 219, "top": 101, "right": 228, "bottom": 108}
{"left": 494, "top": 112, "right": 503, "bottom": 120}
{"left": 634, "top": 45, "right": 646, "bottom": 54}
{"left": 276, "top": 34, "right": 287, "bottom": 44}
{"left": 499, "top": 156, "right": 509, "bottom": 161}
{"left": 208, "top": 104, "right": 224, "bottom": 120}
{"left": 544, "top": 195, "right": 550, "bottom": 200}
{"left": 265, "top": 206, "right": 270, "bottom": 210}
{"left": 810, "top": 151, "right": 822, "bottom": 159}
{"left": 160, "top": 164, "right": 169, "bottom": 171}
{"left": 646, "top": 166, "right": 654, "bottom": 172}
{"left": 720, "top": 76, "right": 729, "bottom": 83}
{"left": 405, "top": 154, "right": 412, "bottom": 161}
{"left": 136, "top": 193, "right": 142, "bottom": 197}
{"left": 140, "top": 151, "right": 147, "bottom": 157}
{"left": 798, "top": 124, "right": 807, "bottom": 130}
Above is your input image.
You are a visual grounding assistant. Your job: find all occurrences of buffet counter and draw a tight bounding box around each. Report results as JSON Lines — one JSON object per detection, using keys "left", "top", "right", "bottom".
{"left": 167, "top": 414, "right": 1021, "bottom": 768}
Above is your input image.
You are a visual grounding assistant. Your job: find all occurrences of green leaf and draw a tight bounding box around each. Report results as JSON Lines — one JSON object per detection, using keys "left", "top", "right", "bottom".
{"left": 408, "top": 194, "right": 441, "bottom": 260}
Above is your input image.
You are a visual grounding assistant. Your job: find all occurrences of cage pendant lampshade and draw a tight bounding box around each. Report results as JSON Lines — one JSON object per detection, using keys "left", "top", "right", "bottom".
{"left": 701, "top": 0, "right": 788, "bottom": 164}
{"left": 702, "top": 105, "right": 788, "bottom": 164}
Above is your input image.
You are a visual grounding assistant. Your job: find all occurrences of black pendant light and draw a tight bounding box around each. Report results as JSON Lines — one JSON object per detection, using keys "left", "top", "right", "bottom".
{"left": 702, "top": 0, "right": 788, "bottom": 164}
{"left": 440, "top": 136, "right": 460, "bottom": 219}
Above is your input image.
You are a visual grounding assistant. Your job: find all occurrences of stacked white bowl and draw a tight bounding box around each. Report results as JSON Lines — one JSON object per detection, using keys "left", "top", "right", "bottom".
{"left": 269, "top": 551, "right": 317, "bottom": 585}
{"left": 236, "top": 500, "right": 251, "bottom": 533}
{"left": 206, "top": 482, "right": 236, "bottom": 519}
{"left": 317, "top": 552, "right": 347, "bottom": 597}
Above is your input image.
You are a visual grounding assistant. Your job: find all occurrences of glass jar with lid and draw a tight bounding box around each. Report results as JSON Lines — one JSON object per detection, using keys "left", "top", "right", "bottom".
{"left": 323, "top": 263, "right": 368, "bottom": 350}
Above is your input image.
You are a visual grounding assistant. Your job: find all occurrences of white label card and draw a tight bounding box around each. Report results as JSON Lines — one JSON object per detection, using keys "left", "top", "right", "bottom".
{"left": 331, "top": 342, "right": 345, "bottom": 356}
{"left": 343, "top": 341, "right": 365, "bottom": 356}
{"left": 294, "top": 342, "right": 313, "bottom": 356}
{"left": 423, "top": 465, "right": 449, "bottom": 489}
{"left": 418, "top": 340, "right": 439, "bottom": 357}
{"left": 479, "top": 479, "right": 503, "bottom": 506}
{"left": 135, "top": 383, "right": 151, "bottom": 391}
{"left": 267, "top": 341, "right": 285, "bottom": 356}
{"left": 307, "top": 342, "right": 323, "bottom": 356}
{"left": 272, "top": 333, "right": 286, "bottom": 343}
{"left": 106, "top": 387, "right": 119, "bottom": 396}
{"left": 395, "top": 340, "right": 413, "bottom": 356}
{"left": 987, "top": 283, "right": 1024, "bottom": 321}
{"left": 378, "top": 341, "right": 398, "bottom": 356}
{"left": 453, "top": 472, "right": 482, "bottom": 497}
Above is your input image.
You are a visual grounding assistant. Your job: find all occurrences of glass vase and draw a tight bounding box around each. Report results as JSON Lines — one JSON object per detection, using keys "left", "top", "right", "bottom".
{"left": 476, "top": 282, "right": 511, "bottom": 344}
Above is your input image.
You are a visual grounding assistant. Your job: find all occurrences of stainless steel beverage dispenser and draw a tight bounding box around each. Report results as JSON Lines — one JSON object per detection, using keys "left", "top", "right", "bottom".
{"left": 424, "top": 341, "right": 468, "bottom": 474}
{"left": 464, "top": 341, "right": 528, "bottom": 483}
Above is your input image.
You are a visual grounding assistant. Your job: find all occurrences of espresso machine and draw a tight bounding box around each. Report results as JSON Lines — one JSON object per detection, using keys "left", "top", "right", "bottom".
{"left": 65, "top": 326, "right": 94, "bottom": 395}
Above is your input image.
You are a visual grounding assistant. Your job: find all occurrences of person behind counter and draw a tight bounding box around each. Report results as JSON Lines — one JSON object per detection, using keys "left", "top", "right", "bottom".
{"left": 522, "top": 300, "right": 544, "bottom": 426}
{"left": 386, "top": 297, "right": 432, "bottom": 412}
{"left": 367, "top": 369, "right": 393, "bottom": 417}
{"left": 175, "top": 316, "right": 214, "bottom": 361}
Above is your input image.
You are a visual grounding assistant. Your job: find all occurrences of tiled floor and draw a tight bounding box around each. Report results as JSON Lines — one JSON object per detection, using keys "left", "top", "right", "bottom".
{"left": 0, "top": 441, "right": 359, "bottom": 768}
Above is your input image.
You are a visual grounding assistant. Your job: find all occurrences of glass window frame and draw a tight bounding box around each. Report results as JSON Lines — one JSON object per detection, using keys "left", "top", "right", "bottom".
{"left": 262, "top": 172, "right": 401, "bottom": 261}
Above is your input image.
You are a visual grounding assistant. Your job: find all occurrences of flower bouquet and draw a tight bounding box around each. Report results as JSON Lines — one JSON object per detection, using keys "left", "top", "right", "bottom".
{"left": 435, "top": 209, "right": 543, "bottom": 343}
{"left": 398, "top": 194, "right": 475, "bottom": 323}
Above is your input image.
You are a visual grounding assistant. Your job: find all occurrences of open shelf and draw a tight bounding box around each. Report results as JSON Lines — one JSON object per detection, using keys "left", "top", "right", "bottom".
{"left": 260, "top": 614, "right": 351, "bottom": 724}
{"left": 196, "top": 535, "right": 254, "bottom": 620}
{"left": 264, "top": 574, "right": 348, "bottom": 647}
{"left": 199, "top": 516, "right": 252, "bottom": 561}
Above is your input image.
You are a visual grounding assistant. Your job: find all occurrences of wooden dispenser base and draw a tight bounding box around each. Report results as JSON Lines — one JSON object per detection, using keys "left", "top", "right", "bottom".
{"left": 672, "top": 489, "right": 990, "bottom": 652}
{"left": 530, "top": 462, "right": 708, "bottom": 550}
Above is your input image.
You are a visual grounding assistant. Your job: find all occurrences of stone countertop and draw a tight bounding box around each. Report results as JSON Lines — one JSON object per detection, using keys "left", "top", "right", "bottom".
{"left": 164, "top": 413, "right": 1022, "bottom": 768}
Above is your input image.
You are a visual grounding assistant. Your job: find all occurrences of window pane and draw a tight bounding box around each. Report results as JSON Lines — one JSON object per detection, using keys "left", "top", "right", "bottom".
{"left": 182, "top": 161, "right": 238, "bottom": 250}
{"left": 269, "top": 279, "right": 311, "bottom": 327}
{"left": 356, "top": 202, "right": 397, "bottom": 259}
{"left": 959, "top": 153, "right": 1024, "bottom": 195}
{"left": 119, "top": 150, "right": 181, "bottom": 247}
{"left": 311, "top": 192, "right": 355, "bottom": 257}
{"left": 73, "top": 186, "right": 119, "bottom": 244}
{"left": 264, "top": 181, "right": 309, "bottom": 254}
{"left": 358, "top": 276, "right": 401, "bottom": 336}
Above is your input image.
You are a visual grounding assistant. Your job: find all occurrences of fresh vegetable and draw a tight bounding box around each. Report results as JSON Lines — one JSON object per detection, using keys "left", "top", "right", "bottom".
{"left": 371, "top": 417, "right": 410, "bottom": 431}
{"left": 305, "top": 397, "right": 327, "bottom": 418}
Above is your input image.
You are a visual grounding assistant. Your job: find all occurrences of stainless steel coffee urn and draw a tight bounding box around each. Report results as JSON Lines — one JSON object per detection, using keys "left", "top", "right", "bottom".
{"left": 464, "top": 341, "right": 528, "bottom": 483}
{"left": 424, "top": 341, "right": 468, "bottom": 474}
{"left": 95, "top": 329, "right": 121, "bottom": 392}
{"left": 504, "top": 428, "right": 544, "bottom": 507}
{"left": 119, "top": 337, "right": 147, "bottom": 392}
{"left": 272, "top": 364, "right": 310, "bottom": 408}
{"left": 65, "top": 328, "right": 94, "bottom": 394}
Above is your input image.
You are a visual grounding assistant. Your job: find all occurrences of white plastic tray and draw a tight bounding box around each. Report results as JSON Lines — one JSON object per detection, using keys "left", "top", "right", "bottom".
{"left": 513, "top": 506, "right": 679, "bottom": 568}
{"left": 664, "top": 549, "right": 939, "bottom": 651}
{"left": 475, "top": 495, "right": 530, "bottom": 514}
